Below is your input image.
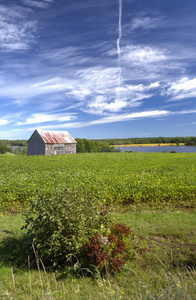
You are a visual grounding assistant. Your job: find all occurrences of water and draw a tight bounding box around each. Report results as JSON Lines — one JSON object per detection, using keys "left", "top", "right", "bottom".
{"left": 12, "top": 146, "right": 25, "bottom": 151}
{"left": 119, "top": 146, "right": 196, "bottom": 153}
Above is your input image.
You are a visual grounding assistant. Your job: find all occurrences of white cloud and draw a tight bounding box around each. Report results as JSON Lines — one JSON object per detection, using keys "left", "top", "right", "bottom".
{"left": 149, "top": 82, "right": 160, "bottom": 89}
{"left": 16, "top": 113, "right": 76, "bottom": 126}
{"left": 0, "top": 65, "right": 160, "bottom": 116}
{"left": 121, "top": 45, "right": 167, "bottom": 64}
{"left": 164, "top": 77, "right": 196, "bottom": 100}
{"left": 0, "top": 119, "right": 9, "bottom": 126}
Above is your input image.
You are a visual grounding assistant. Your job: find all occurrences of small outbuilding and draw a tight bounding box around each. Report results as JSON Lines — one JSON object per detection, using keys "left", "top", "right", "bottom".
{"left": 27, "top": 129, "right": 77, "bottom": 156}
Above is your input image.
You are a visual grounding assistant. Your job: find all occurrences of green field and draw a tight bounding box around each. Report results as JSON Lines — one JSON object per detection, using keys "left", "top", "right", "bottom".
{"left": 0, "top": 152, "right": 196, "bottom": 213}
{"left": 0, "top": 153, "right": 196, "bottom": 299}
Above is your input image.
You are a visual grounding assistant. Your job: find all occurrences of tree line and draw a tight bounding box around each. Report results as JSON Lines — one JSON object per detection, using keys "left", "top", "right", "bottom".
{"left": 91, "top": 136, "right": 196, "bottom": 146}
{"left": 0, "top": 140, "right": 27, "bottom": 147}
{"left": 75, "top": 138, "right": 120, "bottom": 153}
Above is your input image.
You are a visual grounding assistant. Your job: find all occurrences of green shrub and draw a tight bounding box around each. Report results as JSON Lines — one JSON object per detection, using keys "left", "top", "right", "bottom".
{"left": 23, "top": 189, "right": 112, "bottom": 270}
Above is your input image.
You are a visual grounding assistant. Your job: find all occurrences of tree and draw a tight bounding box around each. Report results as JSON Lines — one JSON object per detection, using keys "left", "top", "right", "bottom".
{"left": 0, "top": 142, "right": 13, "bottom": 154}
{"left": 75, "top": 138, "right": 86, "bottom": 153}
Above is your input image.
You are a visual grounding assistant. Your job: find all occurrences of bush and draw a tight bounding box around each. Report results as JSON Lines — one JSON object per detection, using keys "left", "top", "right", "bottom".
{"left": 83, "top": 223, "right": 132, "bottom": 274}
{"left": 23, "top": 190, "right": 112, "bottom": 270}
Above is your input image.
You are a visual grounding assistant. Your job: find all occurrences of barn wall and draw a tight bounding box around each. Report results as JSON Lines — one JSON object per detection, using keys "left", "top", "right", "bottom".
{"left": 45, "top": 144, "right": 54, "bottom": 155}
{"left": 27, "top": 131, "right": 45, "bottom": 156}
{"left": 45, "top": 143, "right": 76, "bottom": 155}
{"left": 63, "top": 143, "right": 76, "bottom": 154}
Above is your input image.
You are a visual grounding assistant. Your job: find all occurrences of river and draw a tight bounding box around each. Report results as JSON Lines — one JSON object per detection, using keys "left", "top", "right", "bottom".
{"left": 118, "top": 146, "right": 196, "bottom": 153}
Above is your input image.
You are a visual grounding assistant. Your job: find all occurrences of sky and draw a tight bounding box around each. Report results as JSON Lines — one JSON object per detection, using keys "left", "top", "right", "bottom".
{"left": 0, "top": 0, "right": 196, "bottom": 140}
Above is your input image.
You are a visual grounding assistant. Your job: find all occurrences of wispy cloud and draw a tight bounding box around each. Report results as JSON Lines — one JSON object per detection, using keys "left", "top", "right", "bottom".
{"left": 35, "top": 110, "right": 170, "bottom": 130}
{"left": 130, "top": 12, "right": 164, "bottom": 31}
{"left": 0, "top": 63, "right": 160, "bottom": 117}
{"left": 90, "top": 110, "right": 170, "bottom": 125}
{"left": 16, "top": 113, "right": 76, "bottom": 126}
{"left": 29, "top": 108, "right": 196, "bottom": 131}
{"left": 40, "top": 47, "right": 90, "bottom": 67}
{"left": 163, "top": 77, "right": 196, "bottom": 100}
{"left": 176, "top": 121, "right": 196, "bottom": 127}
{"left": 107, "top": 44, "right": 184, "bottom": 82}
{"left": 22, "top": 0, "right": 54, "bottom": 9}
{"left": 0, "top": 4, "right": 37, "bottom": 51}
{"left": 121, "top": 45, "right": 167, "bottom": 63}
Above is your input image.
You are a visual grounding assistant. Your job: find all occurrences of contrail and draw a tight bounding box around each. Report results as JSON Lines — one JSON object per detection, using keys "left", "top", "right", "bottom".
{"left": 117, "top": 0, "right": 122, "bottom": 96}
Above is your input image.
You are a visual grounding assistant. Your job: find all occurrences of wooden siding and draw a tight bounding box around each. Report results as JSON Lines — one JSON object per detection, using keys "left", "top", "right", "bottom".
{"left": 27, "top": 130, "right": 45, "bottom": 156}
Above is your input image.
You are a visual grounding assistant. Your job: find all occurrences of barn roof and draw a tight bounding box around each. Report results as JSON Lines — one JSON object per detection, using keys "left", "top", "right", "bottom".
{"left": 30, "top": 129, "right": 77, "bottom": 144}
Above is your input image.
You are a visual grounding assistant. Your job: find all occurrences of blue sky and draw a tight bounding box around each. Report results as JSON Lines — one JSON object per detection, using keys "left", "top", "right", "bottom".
{"left": 0, "top": 0, "right": 196, "bottom": 140}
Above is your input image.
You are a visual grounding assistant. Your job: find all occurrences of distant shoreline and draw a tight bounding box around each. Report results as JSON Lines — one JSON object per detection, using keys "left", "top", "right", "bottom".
{"left": 113, "top": 143, "right": 185, "bottom": 147}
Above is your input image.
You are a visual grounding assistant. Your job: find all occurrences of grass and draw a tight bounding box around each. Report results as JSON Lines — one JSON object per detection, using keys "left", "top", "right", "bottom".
{"left": 0, "top": 211, "right": 195, "bottom": 299}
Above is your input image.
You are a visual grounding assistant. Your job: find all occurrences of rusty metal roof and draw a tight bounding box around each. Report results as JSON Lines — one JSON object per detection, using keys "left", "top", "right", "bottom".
{"left": 36, "top": 129, "right": 77, "bottom": 144}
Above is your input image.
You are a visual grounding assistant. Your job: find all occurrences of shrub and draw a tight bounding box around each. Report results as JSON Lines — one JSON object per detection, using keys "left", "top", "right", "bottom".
{"left": 23, "top": 189, "right": 112, "bottom": 270}
{"left": 83, "top": 223, "right": 132, "bottom": 274}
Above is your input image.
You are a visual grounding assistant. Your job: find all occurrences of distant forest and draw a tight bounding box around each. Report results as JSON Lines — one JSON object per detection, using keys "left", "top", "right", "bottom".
{"left": 91, "top": 136, "right": 196, "bottom": 146}
{"left": 0, "top": 140, "right": 27, "bottom": 147}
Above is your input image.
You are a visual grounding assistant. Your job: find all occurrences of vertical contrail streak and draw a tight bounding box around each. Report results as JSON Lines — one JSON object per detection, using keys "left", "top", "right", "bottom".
{"left": 117, "top": 0, "right": 122, "bottom": 97}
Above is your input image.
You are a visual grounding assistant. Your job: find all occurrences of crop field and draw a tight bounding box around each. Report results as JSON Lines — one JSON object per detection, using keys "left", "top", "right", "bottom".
{"left": 0, "top": 152, "right": 196, "bottom": 213}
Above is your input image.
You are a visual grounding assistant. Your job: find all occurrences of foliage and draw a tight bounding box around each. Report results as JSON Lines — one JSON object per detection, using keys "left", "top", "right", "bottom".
{"left": 75, "top": 138, "right": 120, "bottom": 153}
{"left": 185, "top": 138, "right": 196, "bottom": 145}
{"left": 0, "top": 142, "right": 13, "bottom": 154}
{"left": 23, "top": 189, "right": 112, "bottom": 270}
{"left": 13, "top": 146, "right": 27, "bottom": 155}
{"left": 92, "top": 136, "right": 196, "bottom": 145}
{"left": 84, "top": 223, "right": 132, "bottom": 274}
{"left": 0, "top": 139, "right": 27, "bottom": 147}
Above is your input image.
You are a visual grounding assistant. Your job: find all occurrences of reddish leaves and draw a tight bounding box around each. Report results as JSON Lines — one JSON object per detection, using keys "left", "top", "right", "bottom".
{"left": 85, "top": 223, "right": 131, "bottom": 274}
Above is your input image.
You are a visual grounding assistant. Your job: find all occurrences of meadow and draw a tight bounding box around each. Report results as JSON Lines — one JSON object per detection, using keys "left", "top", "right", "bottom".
{"left": 0, "top": 153, "right": 196, "bottom": 299}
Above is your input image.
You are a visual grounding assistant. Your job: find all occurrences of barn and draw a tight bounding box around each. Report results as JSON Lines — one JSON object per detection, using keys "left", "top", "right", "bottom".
{"left": 27, "top": 129, "right": 77, "bottom": 156}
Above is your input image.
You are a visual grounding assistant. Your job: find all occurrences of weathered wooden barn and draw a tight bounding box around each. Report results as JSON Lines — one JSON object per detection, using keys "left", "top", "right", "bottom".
{"left": 27, "top": 129, "right": 77, "bottom": 156}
